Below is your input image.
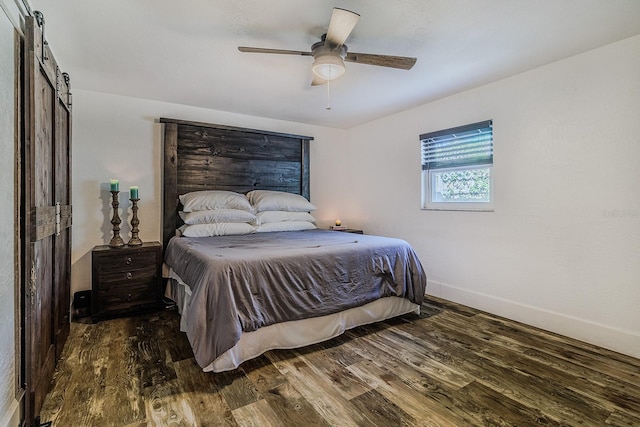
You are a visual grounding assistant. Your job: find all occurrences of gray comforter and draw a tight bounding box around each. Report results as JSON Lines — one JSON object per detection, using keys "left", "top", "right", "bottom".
{"left": 164, "top": 229, "right": 427, "bottom": 368}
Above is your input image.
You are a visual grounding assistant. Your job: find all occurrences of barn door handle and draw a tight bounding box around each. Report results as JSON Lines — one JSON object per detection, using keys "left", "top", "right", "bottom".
{"left": 55, "top": 202, "right": 61, "bottom": 236}
{"left": 29, "top": 265, "right": 36, "bottom": 306}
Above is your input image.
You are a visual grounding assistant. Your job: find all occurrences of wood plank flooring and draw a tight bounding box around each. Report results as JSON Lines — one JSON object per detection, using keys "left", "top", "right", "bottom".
{"left": 40, "top": 297, "right": 640, "bottom": 426}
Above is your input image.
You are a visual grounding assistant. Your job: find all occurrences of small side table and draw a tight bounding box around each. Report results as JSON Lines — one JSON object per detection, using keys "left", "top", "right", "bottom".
{"left": 91, "top": 241, "right": 163, "bottom": 322}
{"left": 332, "top": 228, "right": 364, "bottom": 234}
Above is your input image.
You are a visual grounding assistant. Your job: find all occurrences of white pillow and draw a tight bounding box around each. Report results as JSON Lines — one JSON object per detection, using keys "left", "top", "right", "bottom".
{"left": 247, "top": 190, "right": 316, "bottom": 212}
{"left": 179, "top": 209, "right": 257, "bottom": 225}
{"left": 255, "top": 221, "right": 317, "bottom": 233}
{"left": 181, "top": 222, "right": 255, "bottom": 237}
{"left": 179, "top": 190, "right": 253, "bottom": 213}
{"left": 256, "top": 211, "right": 316, "bottom": 224}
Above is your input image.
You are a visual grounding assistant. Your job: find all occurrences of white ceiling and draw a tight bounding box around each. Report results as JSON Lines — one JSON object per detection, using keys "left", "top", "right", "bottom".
{"left": 28, "top": 0, "right": 640, "bottom": 129}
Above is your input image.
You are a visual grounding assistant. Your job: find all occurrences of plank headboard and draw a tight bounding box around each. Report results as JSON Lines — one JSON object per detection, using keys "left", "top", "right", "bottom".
{"left": 160, "top": 118, "right": 314, "bottom": 249}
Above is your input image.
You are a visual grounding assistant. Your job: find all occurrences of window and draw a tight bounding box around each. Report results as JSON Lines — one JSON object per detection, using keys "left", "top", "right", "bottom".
{"left": 421, "top": 120, "right": 493, "bottom": 211}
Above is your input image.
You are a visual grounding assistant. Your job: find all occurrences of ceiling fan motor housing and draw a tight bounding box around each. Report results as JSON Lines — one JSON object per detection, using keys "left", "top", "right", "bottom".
{"left": 311, "top": 41, "right": 347, "bottom": 81}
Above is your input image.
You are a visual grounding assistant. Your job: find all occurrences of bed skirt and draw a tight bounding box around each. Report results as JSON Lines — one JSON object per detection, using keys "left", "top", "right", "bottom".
{"left": 165, "top": 270, "right": 420, "bottom": 372}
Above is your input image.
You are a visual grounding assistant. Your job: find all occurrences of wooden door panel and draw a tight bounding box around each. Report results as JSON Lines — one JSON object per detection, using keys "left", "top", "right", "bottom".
{"left": 32, "top": 238, "right": 55, "bottom": 414}
{"left": 54, "top": 96, "right": 72, "bottom": 358}
{"left": 54, "top": 229, "right": 71, "bottom": 360}
{"left": 23, "top": 13, "right": 72, "bottom": 425}
{"left": 31, "top": 60, "right": 57, "bottom": 421}
{"left": 55, "top": 98, "right": 70, "bottom": 203}
{"left": 34, "top": 64, "right": 54, "bottom": 208}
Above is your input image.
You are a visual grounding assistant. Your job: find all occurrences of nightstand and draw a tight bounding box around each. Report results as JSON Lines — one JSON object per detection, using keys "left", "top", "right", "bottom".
{"left": 333, "top": 228, "right": 364, "bottom": 234}
{"left": 91, "top": 241, "right": 163, "bottom": 322}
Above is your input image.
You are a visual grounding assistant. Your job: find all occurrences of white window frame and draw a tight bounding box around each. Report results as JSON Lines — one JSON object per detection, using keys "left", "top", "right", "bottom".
{"left": 420, "top": 120, "right": 494, "bottom": 212}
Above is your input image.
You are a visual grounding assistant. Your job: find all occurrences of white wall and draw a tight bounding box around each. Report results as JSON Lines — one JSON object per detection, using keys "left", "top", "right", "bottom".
{"left": 0, "top": 2, "right": 20, "bottom": 426}
{"left": 338, "top": 35, "right": 640, "bottom": 358}
{"left": 70, "top": 91, "right": 347, "bottom": 296}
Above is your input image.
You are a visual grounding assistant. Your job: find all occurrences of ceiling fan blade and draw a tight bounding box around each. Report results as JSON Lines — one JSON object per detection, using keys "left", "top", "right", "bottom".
{"left": 345, "top": 52, "right": 417, "bottom": 70}
{"left": 238, "top": 46, "right": 312, "bottom": 56}
{"left": 311, "top": 74, "right": 327, "bottom": 86}
{"left": 325, "top": 8, "right": 360, "bottom": 47}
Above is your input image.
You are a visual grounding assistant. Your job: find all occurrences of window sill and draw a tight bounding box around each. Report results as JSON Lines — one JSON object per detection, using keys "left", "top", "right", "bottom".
{"left": 421, "top": 206, "right": 494, "bottom": 212}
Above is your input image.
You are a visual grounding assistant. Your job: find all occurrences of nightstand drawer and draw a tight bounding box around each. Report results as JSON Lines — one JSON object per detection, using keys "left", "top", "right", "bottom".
{"left": 97, "top": 251, "right": 157, "bottom": 274}
{"left": 97, "top": 265, "right": 158, "bottom": 286}
{"left": 96, "top": 281, "right": 159, "bottom": 314}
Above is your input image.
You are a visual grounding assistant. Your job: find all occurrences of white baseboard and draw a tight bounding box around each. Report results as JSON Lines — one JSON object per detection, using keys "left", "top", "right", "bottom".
{"left": 1, "top": 399, "right": 20, "bottom": 427}
{"left": 427, "top": 279, "right": 640, "bottom": 360}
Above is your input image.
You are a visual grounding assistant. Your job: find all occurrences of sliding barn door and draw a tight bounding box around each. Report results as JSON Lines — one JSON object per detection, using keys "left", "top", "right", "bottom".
{"left": 23, "top": 13, "right": 72, "bottom": 425}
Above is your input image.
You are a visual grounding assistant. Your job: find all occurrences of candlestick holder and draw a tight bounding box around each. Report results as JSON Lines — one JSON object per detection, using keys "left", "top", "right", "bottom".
{"left": 109, "top": 190, "right": 125, "bottom": 248}
{"left": 127, "top": 198, "right": 143, "bottom": 246}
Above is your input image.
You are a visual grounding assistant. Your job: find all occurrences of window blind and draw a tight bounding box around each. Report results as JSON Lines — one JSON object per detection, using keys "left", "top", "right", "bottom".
{"left": 421, "top": 120, "right": 493, "bottom": 170}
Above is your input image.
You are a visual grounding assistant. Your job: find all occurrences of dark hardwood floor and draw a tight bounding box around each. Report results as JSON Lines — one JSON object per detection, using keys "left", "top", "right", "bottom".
{"left": 40, "top": 297, "right": 640, "bottom": 426}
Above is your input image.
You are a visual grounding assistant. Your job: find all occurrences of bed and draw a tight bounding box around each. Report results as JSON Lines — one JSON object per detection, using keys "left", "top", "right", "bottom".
{"left": 160, "top": 118, "right": 427, "bottom": 372}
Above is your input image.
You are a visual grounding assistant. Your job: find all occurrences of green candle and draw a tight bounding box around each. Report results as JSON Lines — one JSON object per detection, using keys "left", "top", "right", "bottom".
{"left": 110, "top": 179, "right": 119, "bottom": 191}
{"left": 130, "top": 186, "right": 139, "bottom": 199}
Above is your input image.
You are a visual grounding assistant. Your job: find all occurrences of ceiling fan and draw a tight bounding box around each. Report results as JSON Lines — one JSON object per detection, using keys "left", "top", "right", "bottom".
{"left": 238, "top": 7, "right": 417, "bottom": 86}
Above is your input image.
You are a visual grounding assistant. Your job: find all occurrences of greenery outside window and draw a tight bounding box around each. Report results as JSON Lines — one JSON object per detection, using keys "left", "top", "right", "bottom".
{"left": 421, "top": 120, "right": 494, "bottom": 211}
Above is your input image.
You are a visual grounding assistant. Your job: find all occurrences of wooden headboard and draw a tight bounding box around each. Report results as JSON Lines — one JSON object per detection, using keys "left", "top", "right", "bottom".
{"left": 160, "top": 118, "right": 314, "bottom": 249}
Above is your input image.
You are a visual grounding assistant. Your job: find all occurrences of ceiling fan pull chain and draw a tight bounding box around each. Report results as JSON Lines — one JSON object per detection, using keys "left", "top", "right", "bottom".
{"left": 326, "top": 78, "right": 332, "bottom": 110}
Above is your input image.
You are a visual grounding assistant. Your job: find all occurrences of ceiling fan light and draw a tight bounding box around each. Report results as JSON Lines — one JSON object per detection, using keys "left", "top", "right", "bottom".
{"left": 312, "top": 54, "right": 346, "bottom": 81}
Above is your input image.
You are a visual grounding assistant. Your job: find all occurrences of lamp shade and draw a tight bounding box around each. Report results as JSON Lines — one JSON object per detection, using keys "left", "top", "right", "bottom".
{"left": 312, "top": 54, "right": 346, "bottom": 81}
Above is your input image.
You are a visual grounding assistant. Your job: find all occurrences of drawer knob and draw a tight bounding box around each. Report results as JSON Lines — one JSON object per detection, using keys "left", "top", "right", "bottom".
{"left": 126, "top": 293, "right": 132, "bottom": 301}
{"left": 125, "top": 257, "right": 132, "bottom": 265}
{"left": 126, "top": 272, "right": 133, "bottom": 279}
